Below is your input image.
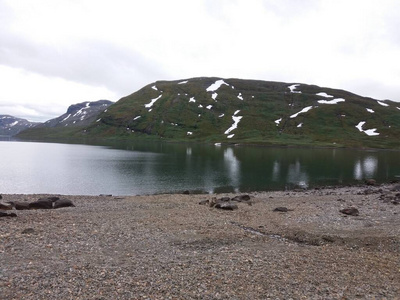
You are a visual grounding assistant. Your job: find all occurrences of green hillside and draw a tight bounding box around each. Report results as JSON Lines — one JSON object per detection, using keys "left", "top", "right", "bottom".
{"left": 18, "top": 77, "right": 400, "bottom": 149}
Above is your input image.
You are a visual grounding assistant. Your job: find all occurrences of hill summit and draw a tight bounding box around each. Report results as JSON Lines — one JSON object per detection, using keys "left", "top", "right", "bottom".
{"left": 18, "top": 77, "right": 400, "bottom": 149}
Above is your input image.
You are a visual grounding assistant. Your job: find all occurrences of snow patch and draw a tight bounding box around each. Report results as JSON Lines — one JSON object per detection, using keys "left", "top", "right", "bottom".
{"left": 224, "top": 113, "right": 243, "bottom": 135}
{"left": 397, "top": 107, "right": 400, "bottom": 110}
{"left": 151, "top": 85, "right": 158, "bottom": 91}
{"left": 364, "top": 129, "right": 380, "bottom": 136}
{"left": 288, "top": 84, "right": 301, "bottom": 93}
{"left": 219, "top": 113, "right": 225, "bottom": 118}
{"left": 317, "top": 98, "right": 345, "bottom": 105}
{"left": 274, "top": 118, "right": 282, "bottom": 126}
{"left": 9, "top": 121, "right": 18, "bottom": 127}
{"left": 206, "top": 105, "right": 213, "bottom": 110}
{"left": 290, "top": 106, "right": 313, "bottom": 118}
{"left": 145, "top": 94, "right": 162, "bottom": 108}
{"left": 61, "top": 114, "right": 71, "bottom": 122}
{"left": 187, "top": 131, "right": 193, "bottom": 135}
{"left": 212, "top": 93, "right": 218, "bottom": 101}
{"left": 233, "top": 110, "right": 240, "bottom": 116}
{"left": 133, "top": 116, "right": 141, "bottom": 120}
{"left": 237, "top": 93, "right": 243, "bottom": 100}
{"left": 198, "top": 104, "right": 203, "bottom": 108}
{"left": 366, "top": 108, "right": 374, "bottom": 113}
{"left": 206, "top": 79, "right": 229, "bottom": 92}
{"left": 189, "top": 97, "right": 196, "bottom": 103}
{"left": 227, "top": 134, "right": 235, "bottom": 139}
{"left": 355, "top": 121, "right": 366, "bottom": 132}
{"left": 178, "top": 80, "right": 188, "bottom": 85}
{"left": 96, "top": 118, "right": 101, "bottom": 122}
{"left": 316, "top": 92, "right": 334, "bottom": 98}
{"left": 356, "top": 121, "right": 379, "bottom": 136}
{"left": 378, "top": 101, "right": 389, "bottom": 107}
{"left": 297, "top": 123, "right": 303, "bottom": 128}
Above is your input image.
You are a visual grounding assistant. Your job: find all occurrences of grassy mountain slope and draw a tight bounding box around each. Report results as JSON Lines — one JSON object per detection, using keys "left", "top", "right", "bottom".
{"left": 18, "top": 77, "right": 400, "bottom": 149}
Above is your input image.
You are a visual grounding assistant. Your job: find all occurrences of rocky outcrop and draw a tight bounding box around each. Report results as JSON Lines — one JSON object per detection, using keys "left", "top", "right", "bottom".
{"left": 1, "top": 197, "right": 75, "bottom": 213}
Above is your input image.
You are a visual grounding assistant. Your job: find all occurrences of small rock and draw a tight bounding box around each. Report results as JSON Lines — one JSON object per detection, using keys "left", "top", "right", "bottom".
{"left": 0, "top": 202, "right": 13, "bottom": 210}
{"left": 215, "top": 202, "right": 238, "bottom": 210}
{"left": 340, "top": 207, "right": 359, "bottom": 216}
{"left": 273, "top": 207, "right": 289, "bottom": 212}
{"left": 365, "top": 179, "right": 376, "bottom": 186}
{"left": 391, "top": 200, "right": 399, "bottom": 205}
{"left": 0, "top": 212, "right": 17, "bottom": 217}
{"left": 231, "top": 194, "right": 251, "bottom": 202}
{"left": 182, "top": 190, "right": 190, "bottom": 195}
{"left": 218, "top": 197, "right": 231, "bottom": 202}
{"left": 198, "top": 199, "right": 209, "bottom": 206}
{"left": 22, "top": 228, "right": 35, "bottom": 234}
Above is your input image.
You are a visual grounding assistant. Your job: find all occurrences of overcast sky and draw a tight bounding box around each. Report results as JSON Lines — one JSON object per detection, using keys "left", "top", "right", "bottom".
{"left": 1, "top": 0, "right": 400, "bottom": 122}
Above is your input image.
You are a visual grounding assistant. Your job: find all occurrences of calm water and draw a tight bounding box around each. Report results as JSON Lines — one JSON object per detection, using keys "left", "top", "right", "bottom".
{"left": 0, "top": 140, "right": 399, "bottom": 195}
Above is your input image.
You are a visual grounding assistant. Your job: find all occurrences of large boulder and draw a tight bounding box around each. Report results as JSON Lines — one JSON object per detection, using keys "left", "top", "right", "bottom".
{"left": 29, "top": 198, "right": 54, "bottom": 209}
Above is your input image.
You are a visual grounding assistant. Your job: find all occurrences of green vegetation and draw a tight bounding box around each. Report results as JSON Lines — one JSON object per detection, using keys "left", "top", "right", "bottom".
{"left": 17, "top": 77, "right": 400, "bottom": 149}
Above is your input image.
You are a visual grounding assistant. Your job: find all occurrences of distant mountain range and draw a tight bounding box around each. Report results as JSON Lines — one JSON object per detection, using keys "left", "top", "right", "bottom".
{"left": 15, "top": 77, "right": 400, "bottom": 149}
{"left": 0, "top": 115, "right": 38, "bottom": 137}
{"left": 2, "top": 100, "right": 113, "bottom": 138}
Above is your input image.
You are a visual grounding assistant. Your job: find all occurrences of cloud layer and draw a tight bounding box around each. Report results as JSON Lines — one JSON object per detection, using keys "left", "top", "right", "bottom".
{"left": 1, "top": 0, "right": 400, "bottom": 121}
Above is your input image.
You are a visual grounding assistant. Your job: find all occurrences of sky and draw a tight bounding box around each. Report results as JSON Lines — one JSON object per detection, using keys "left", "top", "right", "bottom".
{"left": 1, "top": 0, "right": 400, "bottom": 122}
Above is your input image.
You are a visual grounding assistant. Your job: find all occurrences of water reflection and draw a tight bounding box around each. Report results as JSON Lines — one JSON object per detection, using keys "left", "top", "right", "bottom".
{"left": 354, "top": 156, "right": 378, "bottom": 180}
{"left": 224, "top": 148, "right": 240, "bottom": 192}
{"left": 1, "top": 140, "right": 399, "bottom": 195}
{"left": 286, "top": 160, "right": 309, "bottom": 188}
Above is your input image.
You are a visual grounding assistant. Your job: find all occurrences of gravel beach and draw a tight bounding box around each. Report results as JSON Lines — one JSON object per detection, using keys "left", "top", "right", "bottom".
{"left": 1, "top": 184, "right": 399, "bottom": 299}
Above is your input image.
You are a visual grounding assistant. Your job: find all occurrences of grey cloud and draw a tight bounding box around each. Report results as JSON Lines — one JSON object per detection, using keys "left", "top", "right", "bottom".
{"left": 0, "top": 101, "right": 67, "bottom": 122}
{"left": 0, "top": 32, "right": 167, "bottom": 98}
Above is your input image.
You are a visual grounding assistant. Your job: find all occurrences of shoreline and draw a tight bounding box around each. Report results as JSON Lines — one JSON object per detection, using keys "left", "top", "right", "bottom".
{"left": 1, "top": 183, "right": 399, "bottom": 299}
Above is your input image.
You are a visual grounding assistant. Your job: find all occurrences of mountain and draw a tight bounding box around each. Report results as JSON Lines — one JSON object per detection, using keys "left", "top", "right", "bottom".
{"left": 17, "top": 78, "right": 400, "bottom": 149}
{"left": 0, "top": 115, "right": 39, "bottom": 137}
{"left": 40, "top": 100, "right": 113, "bottom": 128}
{"left": 17, "top": 100, "right": 113, "bottom": 138}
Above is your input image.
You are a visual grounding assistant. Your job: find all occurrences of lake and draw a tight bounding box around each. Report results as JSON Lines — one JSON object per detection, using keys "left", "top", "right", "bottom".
{"left": 0, "top": 140, "right": 399, "bottom": 195}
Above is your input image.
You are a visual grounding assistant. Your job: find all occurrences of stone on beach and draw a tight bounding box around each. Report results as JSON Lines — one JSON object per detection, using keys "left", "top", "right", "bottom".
{"left": 340, "top": 207, "right": 359, "bottom": 216}
{"left": 53, "top": 198, "right": 75, "bottom": 209}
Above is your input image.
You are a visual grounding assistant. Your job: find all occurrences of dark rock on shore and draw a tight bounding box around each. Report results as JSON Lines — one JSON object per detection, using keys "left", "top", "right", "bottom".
{"left": 340, "top": 207, "right": 359, "bottom": 216}
{"left": 273, "top": 207, "right": 291, "bottom": 212}
{"left": 231, "top": 194, "right": 251, "bottom": 202}
{"left": 365, "top": 179, "right": 376, "bottom": 186}
{"left": 0, "top": 211, "right": 17, "bottom": 217}
{"left": 0, "top": 202, "right": 13, "bottom": 210}
{"left": 53, "top": 199, "right": 75, "bottom": 209}
{"left": 29, "top": 198, "right": 54, "bottom": 209}
{"left": 215, "top": 202, "right": 238, "bottom": 210}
